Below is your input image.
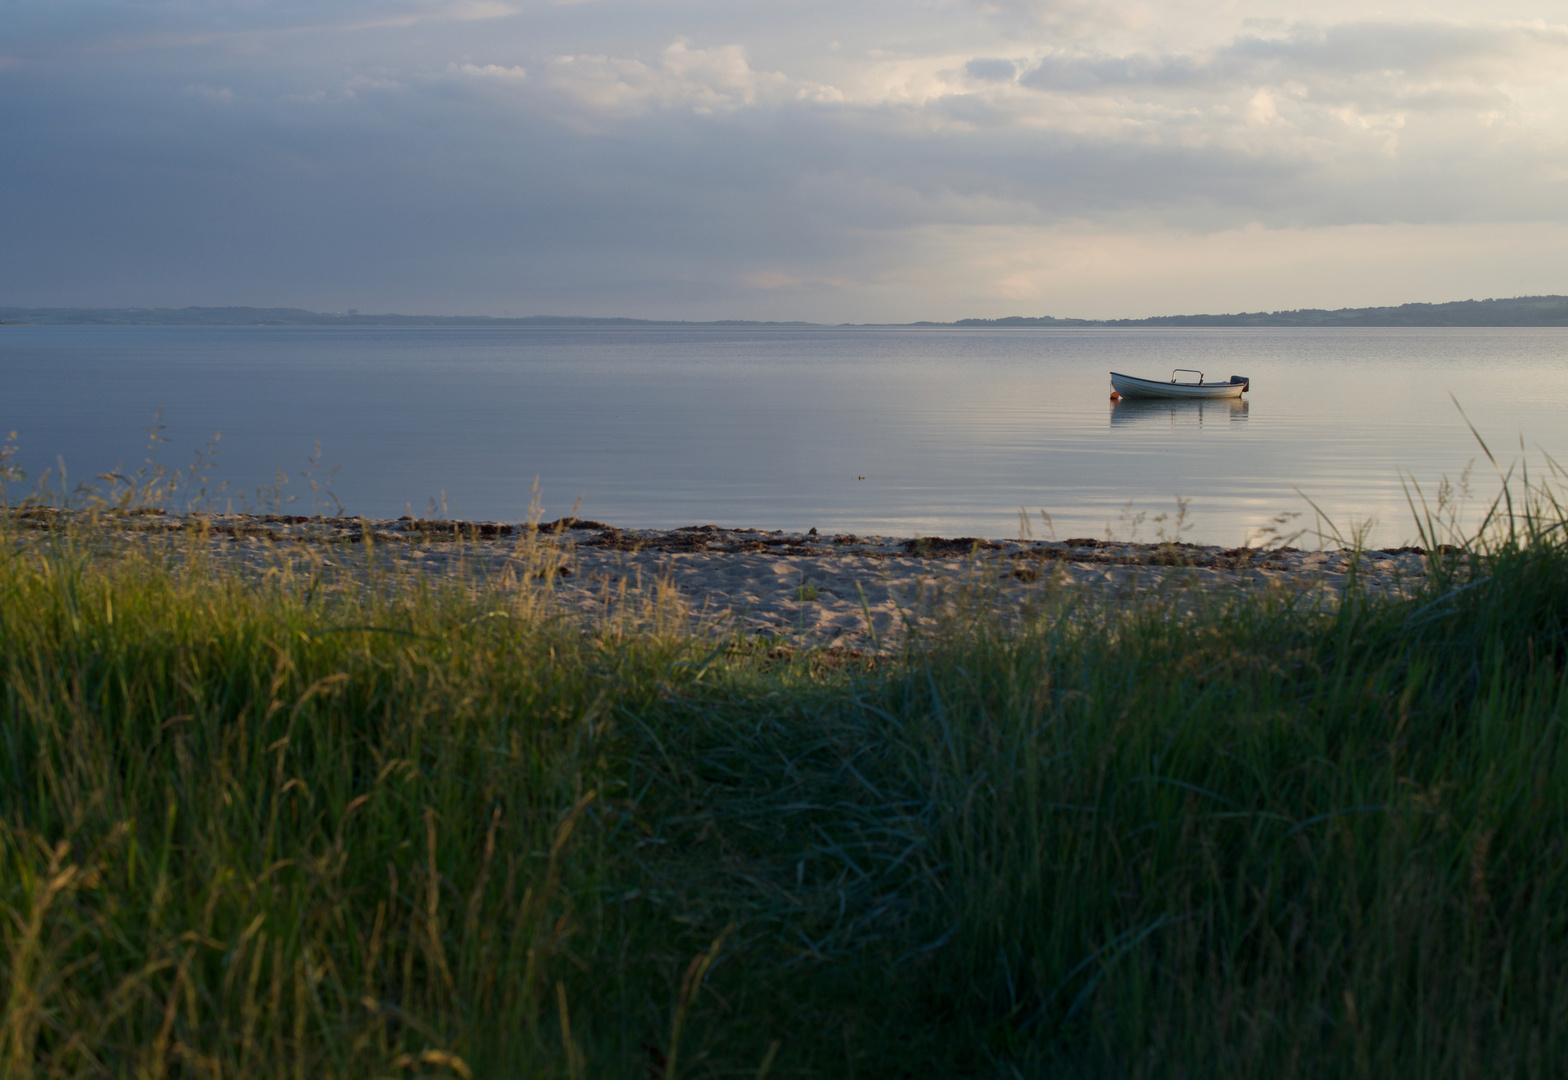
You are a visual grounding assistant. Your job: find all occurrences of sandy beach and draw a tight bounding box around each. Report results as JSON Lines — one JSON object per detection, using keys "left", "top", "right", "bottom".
{"left": 8, "top": 509, "right": 1437, "bottom": 645}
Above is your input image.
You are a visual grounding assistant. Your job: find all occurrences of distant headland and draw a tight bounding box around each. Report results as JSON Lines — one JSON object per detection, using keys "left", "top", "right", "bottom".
{"left": 4, "top": 294, "right": 1568, "bottom": 327}
{"left": 936, "top": 294, "right": 1568, "bottom": 328}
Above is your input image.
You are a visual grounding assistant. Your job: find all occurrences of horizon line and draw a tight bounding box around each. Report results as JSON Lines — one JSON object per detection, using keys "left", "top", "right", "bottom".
{"left": 4, "top": 293, "right": 1568, "bottom": 327}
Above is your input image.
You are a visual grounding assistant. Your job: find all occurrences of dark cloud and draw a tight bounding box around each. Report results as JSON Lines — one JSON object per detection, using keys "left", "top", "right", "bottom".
{"left": 1018, "top": 21, "right": 1568, "bottom": 100}
{"left": 965, "top": 57, "right": 1018, "bottom": 82}
{"left": 1, "top": 2, "right": 1565, "bottom": 318}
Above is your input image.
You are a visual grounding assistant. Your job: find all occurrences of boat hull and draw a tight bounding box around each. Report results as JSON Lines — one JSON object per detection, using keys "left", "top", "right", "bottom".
{"left": 1110, "top": 371, "right": 1248, "bottom": 400}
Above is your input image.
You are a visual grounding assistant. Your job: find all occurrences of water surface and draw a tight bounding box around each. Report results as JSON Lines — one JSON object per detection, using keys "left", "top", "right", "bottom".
{"left": 3, "top": 324, "right": 1564, "bottom": 547}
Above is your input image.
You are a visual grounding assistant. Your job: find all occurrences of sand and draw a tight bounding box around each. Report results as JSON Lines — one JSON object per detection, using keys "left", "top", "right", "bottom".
{"left": 6, "top": 509, "right": 1438, "bottom": 646}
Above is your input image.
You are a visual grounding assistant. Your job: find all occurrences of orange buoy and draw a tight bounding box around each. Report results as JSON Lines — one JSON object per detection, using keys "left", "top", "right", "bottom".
{"left": 1109, "top": 391, "right": 1120, "bottom": 400}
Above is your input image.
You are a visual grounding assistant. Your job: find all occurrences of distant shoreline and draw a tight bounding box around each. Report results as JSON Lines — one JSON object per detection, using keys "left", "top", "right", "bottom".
{"left": 5, "top": 294, "right": 1568, "bottom": 328}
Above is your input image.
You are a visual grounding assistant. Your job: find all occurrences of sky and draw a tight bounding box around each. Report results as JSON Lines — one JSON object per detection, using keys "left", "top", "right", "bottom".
{"left": 4, "top": 0, "right": 1568, "bottom": 321}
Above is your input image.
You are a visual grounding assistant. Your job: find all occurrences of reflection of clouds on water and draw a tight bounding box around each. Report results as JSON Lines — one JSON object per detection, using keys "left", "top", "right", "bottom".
{"left": 1110, "top": 398, "right": 1249, "bottom": 428}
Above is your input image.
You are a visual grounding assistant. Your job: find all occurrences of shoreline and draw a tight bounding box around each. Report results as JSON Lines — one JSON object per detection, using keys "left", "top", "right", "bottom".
{"left": 5, "top": 507, "right": 1436, "bottom": 644}
{"left": 2, "top": 505, "right": 1442, "bottom": 560}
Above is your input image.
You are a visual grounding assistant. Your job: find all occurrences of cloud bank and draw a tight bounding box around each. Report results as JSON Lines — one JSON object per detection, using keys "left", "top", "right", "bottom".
{"left": 2, "top": 0, "right": 1565, "bottom": 319}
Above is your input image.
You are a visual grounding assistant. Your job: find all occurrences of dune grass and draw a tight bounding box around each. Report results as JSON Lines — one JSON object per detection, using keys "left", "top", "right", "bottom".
{"left": 2, "top": 465, "right": 1567, "bottom": 1078}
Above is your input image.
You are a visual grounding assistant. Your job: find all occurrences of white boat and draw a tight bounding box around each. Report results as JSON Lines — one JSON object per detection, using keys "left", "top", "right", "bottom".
{"left": 1109, "top": 369, "right": 1249, "bottom": 400}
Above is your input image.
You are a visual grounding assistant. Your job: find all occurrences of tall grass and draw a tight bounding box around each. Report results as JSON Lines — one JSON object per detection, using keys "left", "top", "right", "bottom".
{"left": 2, "top": 459, "right": 1567, "bottom": 1077}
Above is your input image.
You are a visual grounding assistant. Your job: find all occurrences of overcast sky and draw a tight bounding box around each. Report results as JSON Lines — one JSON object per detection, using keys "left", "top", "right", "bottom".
{"left": 4, "top": 0, "right": 1567, "bottom": 320}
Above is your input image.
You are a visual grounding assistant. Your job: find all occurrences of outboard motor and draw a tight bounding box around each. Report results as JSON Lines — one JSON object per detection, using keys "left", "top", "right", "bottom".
{"left": 1229, "top": 375, "right": 1250, "bottom": 392}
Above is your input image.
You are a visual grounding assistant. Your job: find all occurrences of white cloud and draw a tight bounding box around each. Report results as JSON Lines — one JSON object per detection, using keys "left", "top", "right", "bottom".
{"left": 345, "top": 75, "right": 405, "bottom": 95}
{"left": 1246, "top": 88, "right": 1279, "bottom": 126}
{"left": 863, "top": 19, "right": 1568, "bottom": 170}
{"left": 1013, "top": 20, "right": 1568, "bottom": 111}
{"left": 519, "top": 17, "right": 1568, "bottom": 178}
{"left": 452, "top": 62, "right": 528, "bottom": 80}
{"left": 547, "top": 40, "right": 842, "bottom": 116}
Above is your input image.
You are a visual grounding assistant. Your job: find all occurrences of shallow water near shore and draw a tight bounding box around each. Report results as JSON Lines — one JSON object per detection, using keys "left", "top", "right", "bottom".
{"left": 3, "top": 323, "right": 1566, "bottom": 547}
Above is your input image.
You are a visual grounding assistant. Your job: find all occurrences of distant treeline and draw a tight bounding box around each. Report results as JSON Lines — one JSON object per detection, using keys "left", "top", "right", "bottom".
{"left": 942, "top": 294, "right": 1568, "bottom": 328}
{"left": 4, "top": 295, "right": 1568, "bottom": 327}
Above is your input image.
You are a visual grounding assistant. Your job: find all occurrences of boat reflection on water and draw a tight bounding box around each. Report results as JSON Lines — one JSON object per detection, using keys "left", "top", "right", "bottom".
{"left": 1110, "top": 397, "right": 1249, "bottom": 427}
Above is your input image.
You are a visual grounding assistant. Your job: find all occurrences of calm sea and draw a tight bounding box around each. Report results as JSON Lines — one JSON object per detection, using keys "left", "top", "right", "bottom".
{"left": 3, "top": 324, "right": 1565, "bottom": 548}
